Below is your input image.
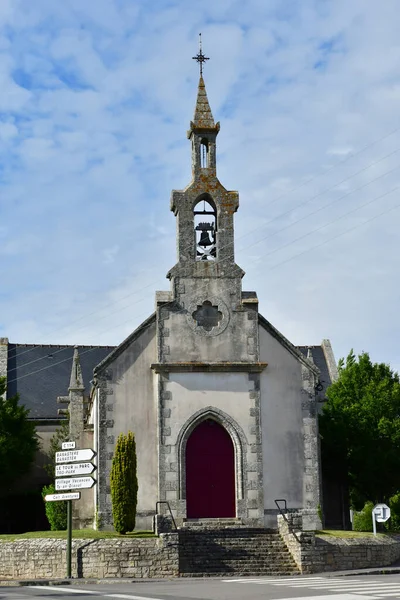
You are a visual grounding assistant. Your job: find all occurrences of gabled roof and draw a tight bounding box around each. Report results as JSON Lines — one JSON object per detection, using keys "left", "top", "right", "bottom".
{"left": 7, "top": 344, "right": 115, "bottom": 419}
{"left": 258, "top": 313, "right": 320, "bottom": 376}
{"left": 94, "top": 313, "right": 156, "bottom": 375}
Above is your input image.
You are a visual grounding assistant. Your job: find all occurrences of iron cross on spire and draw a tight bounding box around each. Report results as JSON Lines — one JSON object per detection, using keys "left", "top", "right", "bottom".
{"left": 192, "top": 33, "right": 209, "bottom": 76}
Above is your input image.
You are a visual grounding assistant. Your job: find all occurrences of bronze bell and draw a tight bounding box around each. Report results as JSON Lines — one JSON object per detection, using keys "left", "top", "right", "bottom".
{"left": 199, "top": 231, "right": 213, "bottom": 247}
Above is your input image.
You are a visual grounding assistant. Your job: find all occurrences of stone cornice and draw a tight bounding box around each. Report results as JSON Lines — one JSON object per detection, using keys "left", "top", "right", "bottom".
{"left": 151, "top": 362, "right": 267, "bottom": 374}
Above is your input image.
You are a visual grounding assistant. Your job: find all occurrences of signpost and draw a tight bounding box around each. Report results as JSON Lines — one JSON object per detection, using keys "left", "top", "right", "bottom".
{"left": 55, "top": 476, "right": 96, "bottom": 491}
{"left": 55, "top": 448, "right": 96, "bottom": 463}
{"left": 372, "top": 503, "right": 391, "bottom": 535}
{"left": 56, "top": 463, "right": 96, "bottom": 477}
{"left": 46, "top": 445, "right": 96, "bottom": 578}
{"left": 45, "top": 492, "right": 81, "bottom": 502}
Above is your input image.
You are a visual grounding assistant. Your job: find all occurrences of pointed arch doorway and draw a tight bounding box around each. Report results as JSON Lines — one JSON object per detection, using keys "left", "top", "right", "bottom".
{"left": 186, "top": 419, "right": 236, "bottom": 518}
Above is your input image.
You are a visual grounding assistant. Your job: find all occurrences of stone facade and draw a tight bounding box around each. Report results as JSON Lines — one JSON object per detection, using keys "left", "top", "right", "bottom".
{"left": 83, "top": 74, "right": 327, "bottom": 534}
{"left": 92, "top": 316, "right": 158, "bottom": 531}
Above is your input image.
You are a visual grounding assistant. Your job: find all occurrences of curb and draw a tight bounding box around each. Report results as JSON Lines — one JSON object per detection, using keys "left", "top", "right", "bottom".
{"left": 2, "top": 569, "right": 400, "bottom": 586}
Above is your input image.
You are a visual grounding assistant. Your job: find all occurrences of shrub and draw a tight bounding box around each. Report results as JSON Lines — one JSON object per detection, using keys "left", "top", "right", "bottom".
{"left": 110, "top": 431, "right": 138, "bottom": 534}
{"left": 353, "top": 501, "right": 374, "bottom": 532}
{"left": 388, "top": 492, "right": 400, "bottom": 532}
{"left": 42, "top": 484, "right": 67, "bottom": 530}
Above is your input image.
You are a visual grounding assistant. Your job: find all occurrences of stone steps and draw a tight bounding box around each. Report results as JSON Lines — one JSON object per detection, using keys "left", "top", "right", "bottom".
{"left": 178, "top": 528, "right": 299, "bottom": 577}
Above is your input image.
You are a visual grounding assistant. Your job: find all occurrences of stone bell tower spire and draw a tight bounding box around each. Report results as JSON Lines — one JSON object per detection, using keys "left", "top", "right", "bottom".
{"left": 156, "top": 37, "right": 259, "bottom": 365}
{"left": 167, "top": 37, "right": 244, "bottom": 282}
{"left": 188, "top": 75, "right": 219, "bottom": 179}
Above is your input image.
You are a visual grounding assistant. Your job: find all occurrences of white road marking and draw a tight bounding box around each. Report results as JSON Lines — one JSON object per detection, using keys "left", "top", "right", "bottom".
{"left": 272, "top": 579, "right": 368, "bottom": 586}
{"left": 28, "top": 587, "right": 101, "bottom": 594}
{"left": 271, "top": 583, "right": 400, "bottom": 593}
{"left": 222, "top": 577, "right": 400, "bottom": 598}
{"left": 222, "top": 576, "right": 327, "bottom": 582}
{"left": 280, "top": 583, "right": 400, "bottom": 589}
{"left": 259, "top": 595, "right": 379, "bottom": 600}
{"left": 107, "top": 595, "right": 165, "bottom": 600}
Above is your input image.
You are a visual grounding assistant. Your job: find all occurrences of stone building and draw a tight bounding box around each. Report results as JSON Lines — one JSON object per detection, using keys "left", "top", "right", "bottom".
{"left": 2, "top": 74, "right": 340, "bottom": 533}
{"left": 85, "top": 74, "right": 337, "bottom": 531}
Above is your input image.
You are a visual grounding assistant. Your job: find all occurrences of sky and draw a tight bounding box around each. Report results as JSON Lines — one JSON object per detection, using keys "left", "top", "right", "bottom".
{"left": 1, "top": 0, "right": 399, "bottom": 374}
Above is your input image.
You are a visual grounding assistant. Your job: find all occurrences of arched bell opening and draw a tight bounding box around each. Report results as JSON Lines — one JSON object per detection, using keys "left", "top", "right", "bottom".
{"left": 200, "top": 138, "right": 209, "bottom": 168}
{"left": 194, "top": 196, "right": 217, "bottom": 261}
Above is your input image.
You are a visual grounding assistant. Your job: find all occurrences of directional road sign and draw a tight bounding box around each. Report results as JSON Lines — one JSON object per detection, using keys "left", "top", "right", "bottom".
{"left": 45, "top": 492, "right": 81, "bottom": 502}
{"left": 56, "top": 448, "right": 95, "bottom": 464}
{"left": 61, "top": 441, "right": 76, "bottom": 450}
{"left": 56, "top": 462, "right": 96, "bottom": 477}
{"left": 55, "top": 477, "right": 96, "bottom": 491}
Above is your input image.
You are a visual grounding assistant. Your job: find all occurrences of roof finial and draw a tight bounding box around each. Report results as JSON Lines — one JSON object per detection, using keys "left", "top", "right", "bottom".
{"left": 69, "top": 346, "right": 85, "bottom": 392}
{"left": 192, "top": 33, "right": 209, "bottom": 77}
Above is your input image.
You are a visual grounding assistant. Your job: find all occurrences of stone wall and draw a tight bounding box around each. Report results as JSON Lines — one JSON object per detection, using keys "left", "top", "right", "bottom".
{"left": 2, "top": 527, "right": 400, "bottom": 580}
{"left": 278, "top": 514, "right": 400, "bottom": 573}
{"left": 313, "top": 534, "right": 400, "bottom": 572}
{"left": 0, "top": 535, "right": 178, "bottom": 580}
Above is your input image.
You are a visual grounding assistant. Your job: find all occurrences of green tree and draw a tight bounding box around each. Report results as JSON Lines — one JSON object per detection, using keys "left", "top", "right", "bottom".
{"left": 0, "top": 376, "right": 39, "bottom": 494}
{"left": 319, "top": 350, "right": 400, "bottom": 509}
{"left": 110, "top": 431, "right": 138, "bottom": 534}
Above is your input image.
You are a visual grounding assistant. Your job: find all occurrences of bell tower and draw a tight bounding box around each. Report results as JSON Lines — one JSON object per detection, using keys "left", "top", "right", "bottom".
{"left": 156, "top": 39, "right": 259, "bottom": 364}
{"left": 167, "top": 44, "right": 244, "bottom": 287}
{"left": 153, "top": 40, "right": 264, "bottom": 527}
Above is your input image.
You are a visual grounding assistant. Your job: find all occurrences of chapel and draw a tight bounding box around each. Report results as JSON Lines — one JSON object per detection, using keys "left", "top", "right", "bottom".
{"left": 82, "top": 69, "right": 337, "bottom": 532}
{"left": 1, "top": 61, "right": 341, "bottom": 534}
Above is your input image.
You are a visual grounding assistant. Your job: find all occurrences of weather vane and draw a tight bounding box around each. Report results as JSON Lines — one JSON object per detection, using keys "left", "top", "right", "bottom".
{"left": 192, "top": 33, "right": 209, "bottom": 76}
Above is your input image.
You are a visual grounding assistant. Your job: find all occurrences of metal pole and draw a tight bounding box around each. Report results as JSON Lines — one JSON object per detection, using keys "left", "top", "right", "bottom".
{"left": 67, "top": 500, "right": 72, "bottom": 578}
{"left": 372, "top": 510, "right": 377, "bottom": 536}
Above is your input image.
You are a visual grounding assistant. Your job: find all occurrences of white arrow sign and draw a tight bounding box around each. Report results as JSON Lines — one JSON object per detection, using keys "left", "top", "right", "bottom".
{"left": 55, "top": 477, "right": 96, "bottom": 491}
{"left": 56, "top": 463, "right": 96, "bottom": 477}
{"left": 56, "top": 449, "right": 95, "bottom": 464}
{"left": 45, "top": 492, "right": 81, "bottom": 502}
{"left": 61, "top": 441, "right": 76, "bottom": 450}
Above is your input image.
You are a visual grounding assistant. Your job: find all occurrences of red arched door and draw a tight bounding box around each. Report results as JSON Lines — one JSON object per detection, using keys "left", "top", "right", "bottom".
{"left": 186, "top": 419, "right": 235, "bottom": 518}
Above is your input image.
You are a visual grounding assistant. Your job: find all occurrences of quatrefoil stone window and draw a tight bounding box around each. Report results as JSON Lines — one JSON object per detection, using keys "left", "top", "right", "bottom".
{"left": 192, "top": 301, "right": 223, "bottom": 332}
{"left": 187, "top": 296, "right": 230, "bottom": 337}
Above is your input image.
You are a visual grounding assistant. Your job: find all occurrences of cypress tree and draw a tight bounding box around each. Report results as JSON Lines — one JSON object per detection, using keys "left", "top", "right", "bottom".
{"left": 110, "top": 431, "right": 138, "bottom": 534}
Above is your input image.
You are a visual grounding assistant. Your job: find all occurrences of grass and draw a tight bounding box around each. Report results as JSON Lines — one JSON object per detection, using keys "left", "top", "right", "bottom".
{"left": 0, "top": 529, "right": 156, "bottom": 542}
{"left": 316, "top": 529, "right": 388, "bottom": 538}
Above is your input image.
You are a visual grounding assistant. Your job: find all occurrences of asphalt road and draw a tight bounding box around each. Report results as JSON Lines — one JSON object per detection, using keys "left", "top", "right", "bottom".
{"left": 2, "top": 574, "right": 400, "bottom": 600}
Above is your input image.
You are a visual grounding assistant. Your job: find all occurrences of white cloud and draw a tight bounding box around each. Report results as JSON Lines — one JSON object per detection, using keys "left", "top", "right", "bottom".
{"left": 1, "top": 0, "right": 399, "bottom": 376}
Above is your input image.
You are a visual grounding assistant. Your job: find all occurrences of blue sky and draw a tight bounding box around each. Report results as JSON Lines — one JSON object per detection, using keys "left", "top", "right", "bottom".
{"left": 1, "top": 0, "right": 400, "bottom": 373}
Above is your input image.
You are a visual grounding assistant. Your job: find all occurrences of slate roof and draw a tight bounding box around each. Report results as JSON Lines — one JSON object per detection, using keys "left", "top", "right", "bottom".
{"left": 5, "top": 338, "right": 334, "bottom": 420}
{"left": 7, "top": 344, "right": 115, "bottom": 420}
{"left": 297, "top": 345, "right": 332, "bottom": 398}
